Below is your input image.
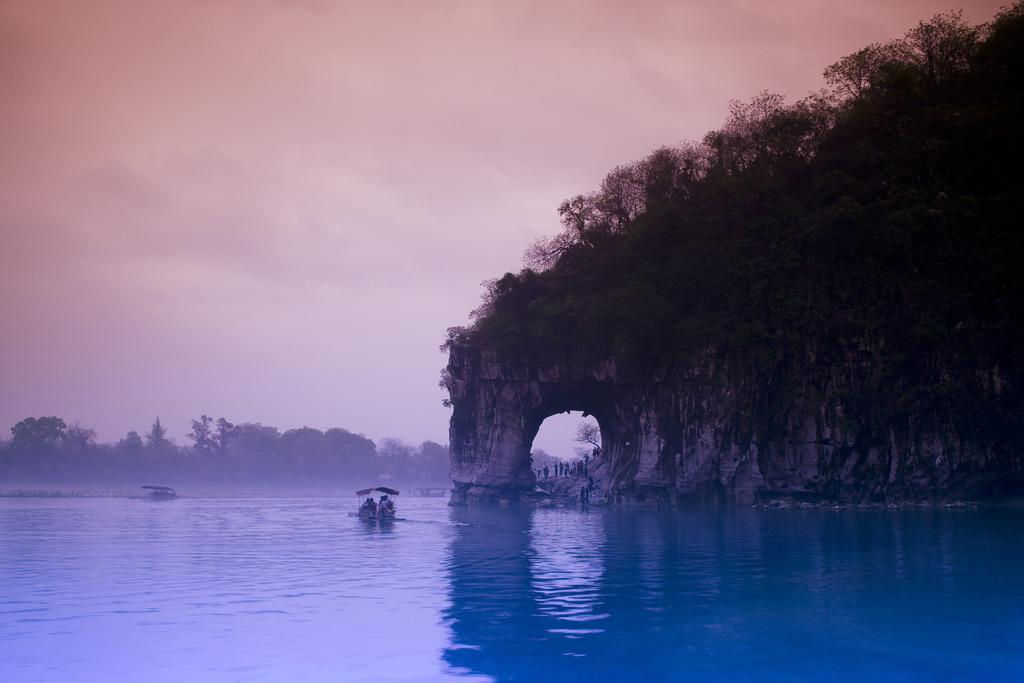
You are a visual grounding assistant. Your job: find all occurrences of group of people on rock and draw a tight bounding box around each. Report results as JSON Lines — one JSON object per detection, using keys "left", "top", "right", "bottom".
{"left": 358, "top": 494, "right": 396, "bottom": 519}
{"left": 536, "top": 458, "right": 589, "bottom": 480}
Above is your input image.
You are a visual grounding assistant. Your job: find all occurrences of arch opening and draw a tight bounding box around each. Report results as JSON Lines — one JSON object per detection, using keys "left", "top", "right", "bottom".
{"left": 529, "top": 411, "right": 601, "bottom": 480}
{"left": 517, "top": 383, "right": 622, "bottom": 494}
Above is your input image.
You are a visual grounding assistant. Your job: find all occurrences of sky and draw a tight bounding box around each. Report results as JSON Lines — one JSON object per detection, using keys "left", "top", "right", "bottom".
{"left": 0, "top": 0, "right": 1005, "bottom": 454}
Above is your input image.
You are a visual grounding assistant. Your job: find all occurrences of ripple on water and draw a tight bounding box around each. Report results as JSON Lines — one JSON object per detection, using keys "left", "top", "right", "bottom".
{"left": 3, "top": 497, "right": 1024, "bottom": 682}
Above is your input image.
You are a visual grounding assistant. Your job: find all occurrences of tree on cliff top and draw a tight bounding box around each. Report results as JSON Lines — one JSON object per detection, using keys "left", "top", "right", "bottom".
{"left": 446, "top": 4, "right": 1024, "bottom": 372}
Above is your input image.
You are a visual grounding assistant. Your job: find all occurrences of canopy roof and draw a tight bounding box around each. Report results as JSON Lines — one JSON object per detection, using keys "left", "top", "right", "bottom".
{"left": 355, "top": 486, "right": 400, "bottom": 496}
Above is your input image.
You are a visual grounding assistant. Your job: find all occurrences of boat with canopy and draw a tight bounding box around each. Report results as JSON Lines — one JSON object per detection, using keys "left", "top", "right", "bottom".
{"left": 351, "top": 486, "right": 401, "bottom": 521}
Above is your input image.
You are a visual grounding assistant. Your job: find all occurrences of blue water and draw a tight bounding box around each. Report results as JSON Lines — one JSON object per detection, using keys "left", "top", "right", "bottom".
{"left": 1, "top": 494, "right": 1022, "bottom": 682}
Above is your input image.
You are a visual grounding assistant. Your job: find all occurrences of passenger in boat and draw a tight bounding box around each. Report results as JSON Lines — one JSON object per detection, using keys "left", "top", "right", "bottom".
{"left": 378, "top": 494, "right": 396, "bottom": 518}
{"left": 360, "top": 497, "right": 378, "bottom": 517}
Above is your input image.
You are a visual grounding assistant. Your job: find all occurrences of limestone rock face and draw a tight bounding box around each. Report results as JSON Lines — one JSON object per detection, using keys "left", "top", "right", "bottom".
{"left": 445, "top": 341, "right": 1023, "bottom": 505}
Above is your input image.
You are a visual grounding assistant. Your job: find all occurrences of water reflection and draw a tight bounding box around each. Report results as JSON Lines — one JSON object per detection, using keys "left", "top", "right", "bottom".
{"left": 528, "top": 511, "right": 607, "bottom": 640}
{"left": 442, "top": 507, "right": 539, "bottom": 678}
{"left": 443, "top": 506, "right": 1024, "bottom": 682}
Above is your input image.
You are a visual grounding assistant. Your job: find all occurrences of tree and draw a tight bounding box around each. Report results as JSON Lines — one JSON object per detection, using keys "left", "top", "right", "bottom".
{"left": 64, "top": 422, "right": 97, "bottom": 449}
{"left": 188, "top": 415, "right": 217, "bottom": 454}
{"left": 378, "top": 438, "right": 414, "bottom": 480}
{"left": 324, "top": 427, "right": 376, "bottom": 478}
{"left": 218, "top": 422, "right": 281, "bottom": 478}
{"left": 11, "top": 416, "right": 66, "bottom": 445}
{"left": 824, "top": 11, "right": 981, "bottom": 99}
{"left": 824, "top": 43, "right": 898, "bottom": 99}
{"left": 417, "top": 440, "right": 450, "bottom": 482}
{"left": 903, "top": 10, "right": 980, "bottom": 86}
{"left": 117, "top": 431, "right": 144, "bottom": 452}
{"left": 279, "top": 427, "right": 328, "bottom": 475}
{"left": 215, "top": 418, "right": 236, "bottom": 446}
{"left": 145, "top": 417, "right": 170, "bottom": 449}
{"left": 574, "top": 421, "right": 601, "bottom": 449}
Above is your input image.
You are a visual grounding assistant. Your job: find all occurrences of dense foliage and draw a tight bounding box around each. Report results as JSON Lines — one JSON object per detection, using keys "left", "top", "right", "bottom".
{"left": 0, "top": 415, "right": 450, "bottom": 485}
{"left": 446, "top": 5, "right": 1024, "bottom": 383}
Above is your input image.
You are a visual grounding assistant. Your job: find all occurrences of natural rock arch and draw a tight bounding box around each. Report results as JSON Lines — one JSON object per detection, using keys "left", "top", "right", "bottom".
{"left": 445, "top": 345, "right": 681, "bottom": 505}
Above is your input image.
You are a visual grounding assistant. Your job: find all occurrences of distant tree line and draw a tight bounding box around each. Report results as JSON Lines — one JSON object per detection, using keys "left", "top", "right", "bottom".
{"left": 0, "top": 415, "right": 450, "bottom": 485}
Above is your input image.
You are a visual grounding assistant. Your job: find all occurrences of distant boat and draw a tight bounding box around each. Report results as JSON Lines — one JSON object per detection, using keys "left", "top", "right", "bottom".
{"left": 410, "top": 487, "right": 448, "bottom": 497}
{"left": 141, "top": 485, "right": 176, "bottom": 500}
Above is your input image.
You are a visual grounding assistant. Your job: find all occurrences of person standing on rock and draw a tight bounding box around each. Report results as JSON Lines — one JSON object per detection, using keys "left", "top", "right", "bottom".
{"left": 543, "top": 465, "right": 549, "bottom": 478}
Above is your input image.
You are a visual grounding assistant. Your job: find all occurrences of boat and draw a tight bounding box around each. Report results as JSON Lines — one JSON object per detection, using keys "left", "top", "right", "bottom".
{"left": 141, "top": 485, "right": 176, "bottom": 500}
{"left": 353, "top": 486, "right": 401, "bottom": 522}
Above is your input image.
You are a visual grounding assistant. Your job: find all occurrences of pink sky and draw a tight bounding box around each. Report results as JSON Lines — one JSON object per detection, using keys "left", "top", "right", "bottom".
{"left": 0, "top": 0, "right": 1004, "bottom": 452}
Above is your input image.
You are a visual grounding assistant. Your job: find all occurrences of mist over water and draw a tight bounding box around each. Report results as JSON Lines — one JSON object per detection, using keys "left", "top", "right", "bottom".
{"left": 2, "top": 494, "right": 1022, "bottom": 681}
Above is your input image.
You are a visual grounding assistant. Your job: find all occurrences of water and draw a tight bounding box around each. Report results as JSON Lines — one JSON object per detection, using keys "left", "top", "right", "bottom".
{"left": 1, "top": 495, "right": 1022, "bottom": 682}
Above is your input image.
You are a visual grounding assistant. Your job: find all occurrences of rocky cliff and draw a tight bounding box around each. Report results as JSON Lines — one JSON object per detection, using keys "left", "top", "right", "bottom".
{"left": 446, "top": 337, "right": 1023, "bottom": 505}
